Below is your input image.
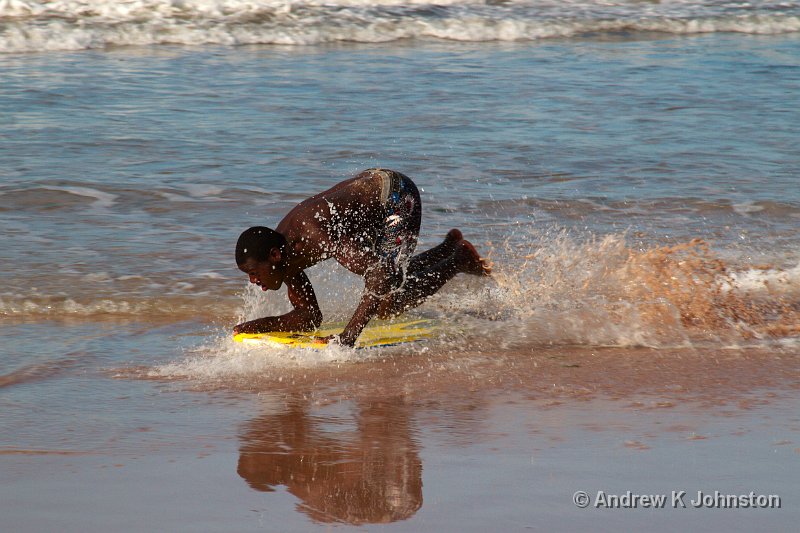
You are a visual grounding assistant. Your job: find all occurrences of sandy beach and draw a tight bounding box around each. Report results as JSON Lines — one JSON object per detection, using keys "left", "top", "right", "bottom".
{"left": 3, "top": 328, "right": 799, "bottom": 531}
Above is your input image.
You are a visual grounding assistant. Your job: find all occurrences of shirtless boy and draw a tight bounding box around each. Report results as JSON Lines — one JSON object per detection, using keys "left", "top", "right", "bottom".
{"left": 233, "top": 168, "right": 491, "bottom": 346}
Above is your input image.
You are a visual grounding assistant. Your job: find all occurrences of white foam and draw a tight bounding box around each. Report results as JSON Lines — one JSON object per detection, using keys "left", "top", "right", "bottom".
{"left": 40, "top": 186, "right": 117, "bottom": 210}
{"left": 1, "top": 1, "right": 798, "bottom": 52}
{"left": 0, "top": 297, "right": 135, "bottom": 316}
{"left": 182, "top": 183, "right": 226, "bottom": 199}
{"left": 196, "top": 271, "right": 224, "bottom": 279}
{"left": 725, "top": 262, "right": 800, "bottom": 297}
{"left": 732, "top": 201, "right": 766, "bottom": 216}
{"left": 151, "top": 330, "right": 390, "bottom": 381}
{"left": 0, "top": 291, "right": 202, "bottom": 319}
{"left": 83, "top": 272, "right": 113, "bottom": 283}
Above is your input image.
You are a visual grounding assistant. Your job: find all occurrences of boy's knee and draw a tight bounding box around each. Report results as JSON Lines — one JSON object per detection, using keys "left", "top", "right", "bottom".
{"left": 377, "top": 295, "right": 404, "bottom": 319}
{"left": 365, "top": 264, "right": 403, "bottom": 295}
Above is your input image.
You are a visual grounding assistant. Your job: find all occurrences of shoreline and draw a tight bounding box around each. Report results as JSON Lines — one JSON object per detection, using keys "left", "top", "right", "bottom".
{"left": 3, "top": 367, "right": 798, "bottom": 531}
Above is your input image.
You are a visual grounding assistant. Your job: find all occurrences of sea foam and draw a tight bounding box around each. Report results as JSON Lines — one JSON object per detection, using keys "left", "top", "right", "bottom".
{"left": 1, "top": 0, "right": 799, "bottom": 53}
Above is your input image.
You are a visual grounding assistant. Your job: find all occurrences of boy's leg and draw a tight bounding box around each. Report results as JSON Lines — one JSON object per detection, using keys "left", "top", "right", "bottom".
{"left": 378, "top": 237, "right": 490, "bottom": 318}
{"left": 405, "top": 229, "right": 462, "bottom": 273}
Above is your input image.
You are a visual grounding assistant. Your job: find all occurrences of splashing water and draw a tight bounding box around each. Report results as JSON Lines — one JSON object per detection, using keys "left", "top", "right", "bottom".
{"left": 411, "top": 227, "right": 800, "bottom": 350}
{"left": 153, "top": 227, "right": 800, "bottom": 382}
{"left": 472, "top": 230, "right": 800, "bottom": 349}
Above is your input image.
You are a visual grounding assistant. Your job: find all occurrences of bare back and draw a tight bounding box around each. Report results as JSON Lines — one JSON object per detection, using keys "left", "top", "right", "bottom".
{"left": 275, "top": 170, "right": 389, "bottom": 276}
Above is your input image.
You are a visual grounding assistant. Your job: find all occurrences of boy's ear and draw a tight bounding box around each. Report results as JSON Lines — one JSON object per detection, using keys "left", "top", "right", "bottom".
{"left": 269, "top": 247, "right": 282, "bottom": 263}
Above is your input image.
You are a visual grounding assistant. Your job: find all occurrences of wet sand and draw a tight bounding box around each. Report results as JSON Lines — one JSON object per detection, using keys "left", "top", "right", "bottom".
{"left": 2, "top": 332, "right": 799, "bottom": 532}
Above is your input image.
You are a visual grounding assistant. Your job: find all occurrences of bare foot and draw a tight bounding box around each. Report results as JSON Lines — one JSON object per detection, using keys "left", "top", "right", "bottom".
{"left": 445, "top": 228, "right": 463, "bottom": 244}
{"left": 428, "top": 228, "right": 463, "bottom": 262}
{"left": 457, "top": 239, "right": 492, "bottom": 276}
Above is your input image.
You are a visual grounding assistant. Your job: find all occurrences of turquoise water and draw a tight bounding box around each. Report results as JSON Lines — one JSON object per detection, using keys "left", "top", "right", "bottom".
{"left": 1, "top": 7, "right": 800, "bottom": 529}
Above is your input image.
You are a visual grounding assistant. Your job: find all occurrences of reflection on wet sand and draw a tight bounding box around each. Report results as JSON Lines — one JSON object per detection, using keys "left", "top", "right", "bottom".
{"left": 237, "top": 395, "right": 422, "bottom": 525}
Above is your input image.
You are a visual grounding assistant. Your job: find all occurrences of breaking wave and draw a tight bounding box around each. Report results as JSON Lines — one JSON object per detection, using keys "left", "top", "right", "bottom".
{"left": 1, "top": 0, "right": 799, "bottom": 53}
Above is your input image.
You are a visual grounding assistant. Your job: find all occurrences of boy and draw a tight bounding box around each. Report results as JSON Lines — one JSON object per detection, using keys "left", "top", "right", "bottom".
{"left": 234, "top": 168, "right": 490, "bottom": 346}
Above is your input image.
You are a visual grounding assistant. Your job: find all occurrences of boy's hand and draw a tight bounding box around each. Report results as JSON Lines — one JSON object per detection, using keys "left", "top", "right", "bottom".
{"left": 233, "top": 322, "right": 253, "bottom": 335}
{"left": 313, "top": 334, "right": 353, "bottom": 347}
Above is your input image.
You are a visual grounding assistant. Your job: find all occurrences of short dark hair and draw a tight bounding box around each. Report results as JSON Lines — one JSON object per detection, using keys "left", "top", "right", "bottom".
{"left": 235, "top": 226, "right": 286, "bottom": 265}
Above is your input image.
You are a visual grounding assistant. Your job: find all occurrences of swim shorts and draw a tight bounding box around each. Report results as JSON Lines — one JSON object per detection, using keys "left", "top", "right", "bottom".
{"left": 370, "top": 169, "right": 421, "bottom": 284}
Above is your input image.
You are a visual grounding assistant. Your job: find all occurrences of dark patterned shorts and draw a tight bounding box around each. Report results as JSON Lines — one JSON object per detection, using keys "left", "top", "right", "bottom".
{"left": 370, "top": 169, "right": 421, "bottom": 284}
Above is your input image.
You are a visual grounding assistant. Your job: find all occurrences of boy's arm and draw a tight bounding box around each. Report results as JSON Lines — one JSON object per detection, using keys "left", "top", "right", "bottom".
{"left": 336, "top": 265, "right": 394, "bottom": 346}
{"left": 233, "top": 271, "right": 322, "bottom": 334}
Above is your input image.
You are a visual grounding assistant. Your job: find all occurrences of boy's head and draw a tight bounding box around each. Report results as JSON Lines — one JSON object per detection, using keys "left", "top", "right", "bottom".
{"left": 236, "top": 226, "right": 287, "bottom": 291}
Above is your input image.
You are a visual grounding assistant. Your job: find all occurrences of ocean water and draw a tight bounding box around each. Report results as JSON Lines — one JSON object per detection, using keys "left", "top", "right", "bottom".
{"left": 2, "top": 1, "right": 800, "bottom": 530}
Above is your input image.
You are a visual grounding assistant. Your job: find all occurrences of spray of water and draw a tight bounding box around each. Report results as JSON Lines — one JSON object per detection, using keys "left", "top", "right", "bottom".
{"left": 417, "top": 227, "right": 800, "bottom": 350}
{"left": 154, "top": 228, "right": 800, "bottom": 381}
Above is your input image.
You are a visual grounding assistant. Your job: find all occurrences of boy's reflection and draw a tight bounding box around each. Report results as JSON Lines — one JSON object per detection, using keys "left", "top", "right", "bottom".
{"left": 237, "top": 395, "right": 422, "bottom": 524}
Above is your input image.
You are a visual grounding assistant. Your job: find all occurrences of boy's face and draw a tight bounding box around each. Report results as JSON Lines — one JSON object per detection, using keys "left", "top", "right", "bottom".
{"left": 238, "top": 254, "right": 283, "bottom": 291}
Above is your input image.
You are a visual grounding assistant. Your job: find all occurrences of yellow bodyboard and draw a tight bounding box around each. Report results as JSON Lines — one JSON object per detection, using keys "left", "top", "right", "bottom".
{"left": 233, "top": 319, "right": 437, "bottom": 349}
